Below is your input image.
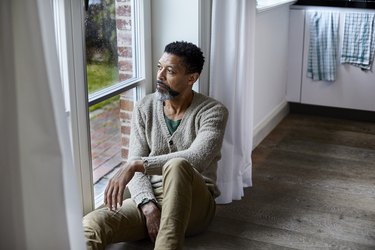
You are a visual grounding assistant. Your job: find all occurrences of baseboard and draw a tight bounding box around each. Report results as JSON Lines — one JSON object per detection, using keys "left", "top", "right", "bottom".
{"left": 253, "top": 101, "right": 289, "bottom": 149}
{"left": 289, "top": 103, "right": 375, "bottom": 122}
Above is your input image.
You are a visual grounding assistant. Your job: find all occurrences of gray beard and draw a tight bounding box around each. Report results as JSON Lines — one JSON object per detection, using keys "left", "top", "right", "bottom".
{"left": 156, "top": 89, "right": 175, "bottom": 101}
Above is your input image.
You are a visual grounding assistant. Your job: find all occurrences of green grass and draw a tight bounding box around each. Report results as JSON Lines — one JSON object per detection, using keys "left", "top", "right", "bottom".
{"left": 87, "top": 63, "right": 119, "bottom": 112}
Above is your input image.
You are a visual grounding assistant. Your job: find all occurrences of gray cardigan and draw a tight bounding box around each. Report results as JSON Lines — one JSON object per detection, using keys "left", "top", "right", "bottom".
{"left": 127, "top": 91, "right": 228, "bottom": 206}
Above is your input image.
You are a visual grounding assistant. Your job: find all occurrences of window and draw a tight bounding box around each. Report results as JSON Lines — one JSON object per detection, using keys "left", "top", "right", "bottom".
{"left": 53, "top": 0, "right": 151, "bottom": 214}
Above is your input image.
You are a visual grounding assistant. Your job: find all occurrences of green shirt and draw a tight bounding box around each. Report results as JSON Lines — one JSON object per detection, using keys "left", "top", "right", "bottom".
{"left": 164, "top": 116, "right": 182, "bottom": 135}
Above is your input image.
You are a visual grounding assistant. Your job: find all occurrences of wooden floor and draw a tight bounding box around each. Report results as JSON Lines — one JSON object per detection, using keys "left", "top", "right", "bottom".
{"left": 109, "top": 113, "right": 375, "bottom": 250}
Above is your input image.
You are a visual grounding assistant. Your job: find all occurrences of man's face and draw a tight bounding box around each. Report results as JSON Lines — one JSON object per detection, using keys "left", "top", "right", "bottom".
{"left": 156, "top": 53, "right": 193, "bottom": 101}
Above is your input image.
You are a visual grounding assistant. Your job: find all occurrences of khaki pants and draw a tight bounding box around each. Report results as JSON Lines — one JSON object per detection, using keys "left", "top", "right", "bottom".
{"left": 83, "top": 158, "right": 216, "bottom": 250}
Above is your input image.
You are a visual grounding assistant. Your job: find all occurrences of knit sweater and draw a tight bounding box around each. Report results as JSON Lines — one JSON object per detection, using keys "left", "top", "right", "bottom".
{"left": 127, "top": 91, "right": 228, "bottom": 206}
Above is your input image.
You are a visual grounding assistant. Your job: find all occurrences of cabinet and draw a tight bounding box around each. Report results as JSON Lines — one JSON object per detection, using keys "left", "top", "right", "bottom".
{"left": 287, "top": 7, "right": 375, "bottom": 112}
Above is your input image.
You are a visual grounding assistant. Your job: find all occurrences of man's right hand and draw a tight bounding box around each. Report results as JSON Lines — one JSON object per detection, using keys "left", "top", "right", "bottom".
{"left": 140, "top": 202, "right": 161, "bottom": 242}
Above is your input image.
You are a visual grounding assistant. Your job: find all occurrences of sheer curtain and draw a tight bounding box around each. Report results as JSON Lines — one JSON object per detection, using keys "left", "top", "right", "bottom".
{"left": 0, "top": 0, "right": 85, "bottom": 249}
{"left": 209, "top": 0, "right": 256, "bottom": 204}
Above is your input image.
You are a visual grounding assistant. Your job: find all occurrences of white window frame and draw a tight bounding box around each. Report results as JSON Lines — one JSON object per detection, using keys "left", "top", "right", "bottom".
{"left": 53, "top": 0, "right": 152, "bottom": 214}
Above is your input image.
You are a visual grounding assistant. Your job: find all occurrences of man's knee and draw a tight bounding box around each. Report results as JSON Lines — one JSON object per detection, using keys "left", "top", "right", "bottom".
{"left": 82, "top": 211, "right": 107, "bottom": 248}
{"left": 162, "top": 158, "right": 196, "bottom": 187}
{"left": 163, "top": 158, "right": 191, "bottom": 170}
{"left": 83, "top": 211, "right": 104, "bottom": 236}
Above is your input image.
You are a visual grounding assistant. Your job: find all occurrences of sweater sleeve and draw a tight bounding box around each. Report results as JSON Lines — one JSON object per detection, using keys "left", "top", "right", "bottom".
{"left": 126, "top": 103, "right": 156, "bottom": 206}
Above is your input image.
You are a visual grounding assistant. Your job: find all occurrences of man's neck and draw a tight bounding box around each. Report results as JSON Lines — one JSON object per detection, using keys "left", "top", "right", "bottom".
{"left": 163, "top": 91, "right": 194, "bottom": 120}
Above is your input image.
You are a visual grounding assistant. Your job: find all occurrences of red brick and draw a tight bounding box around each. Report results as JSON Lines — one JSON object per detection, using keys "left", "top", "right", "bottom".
{"left": 120, "top": 110, "right": 132, "bottom": 121}
{"left": 119, "top": 73, "right": 133, "bottom": 81}
{"left": 116, "top": 5, "right": 131, "bottom": 17}
{"left": 120, "top": 99, "right": 134, "bottom": 111}
{"left": 121, "top": 148, "right": 129, "bottom": 159}
{"left": 118, "top": 46, "right": 132, "bottom": 57}
{"left": 116, "top": 19, "right": 132, "bottom": 31}
{"left": 121, "top": 125, "right": 131, "bottom": 135}
{"left": 118, "top": 60, "right": 133, "bottom": 72}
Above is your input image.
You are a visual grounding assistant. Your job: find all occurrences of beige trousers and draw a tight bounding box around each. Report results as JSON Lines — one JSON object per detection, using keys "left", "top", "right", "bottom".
{"left": 83, "top": 158, "right": 216, "bottom": 250}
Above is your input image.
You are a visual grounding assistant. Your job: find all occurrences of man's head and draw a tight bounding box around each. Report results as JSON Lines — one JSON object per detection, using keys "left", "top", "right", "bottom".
{"left": 156, "top": 41, "right": 205, "bottom": 101}
{"left": 164, "top": 41, "right": 205, "bottom": 75}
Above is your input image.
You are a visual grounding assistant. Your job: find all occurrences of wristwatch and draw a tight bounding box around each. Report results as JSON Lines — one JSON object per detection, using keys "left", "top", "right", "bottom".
{"left": 143, "top": 159, "right": 148, "bottom": 175}
{"left": 138, "top": 198, "right": 157, "bottom": 208}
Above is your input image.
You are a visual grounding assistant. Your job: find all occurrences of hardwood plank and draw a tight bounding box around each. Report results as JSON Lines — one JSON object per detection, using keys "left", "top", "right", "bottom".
{"left": 280, "top": 114, "right": 375, "bottom": 135}
{"left": 250, "top": 178, "right": 375, "bottom": 222}
{"left": 257, "top": 138, "right": 375, "bottom": 164}
{"left": 184, "top": 231, "right": 294, "bottom": 250}
{"left": 255, "top": 149, "right": 375, "bottom": 181}
{"left": 209, "top": 216, "right": 374, "bottom": 250}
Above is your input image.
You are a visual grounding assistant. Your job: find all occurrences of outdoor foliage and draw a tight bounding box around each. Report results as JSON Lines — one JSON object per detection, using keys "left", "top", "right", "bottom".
{"left": 85, "top": 0, "right": 119, "bottom": 111}
{"left": 85, "top": 0, "right": 118, "bottom": 65}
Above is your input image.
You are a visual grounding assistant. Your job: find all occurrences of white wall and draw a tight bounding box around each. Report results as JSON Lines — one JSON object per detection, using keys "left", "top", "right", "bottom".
{"left": 253, "top": 5, "right": 291, "bottom": 147}
{"left": 150, "top": 0, "right": 199, "bottom": 86}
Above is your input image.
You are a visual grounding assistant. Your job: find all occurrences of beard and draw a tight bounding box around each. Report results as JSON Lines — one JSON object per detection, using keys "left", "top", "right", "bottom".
{"left": 156, "top": 80, "right": 180, "bottom": 101}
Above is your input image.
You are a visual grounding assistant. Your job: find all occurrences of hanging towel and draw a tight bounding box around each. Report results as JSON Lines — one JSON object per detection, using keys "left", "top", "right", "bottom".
{"left": 340, "top": 13, "right": 375, "bottom": 71}
{"left": 307, "top": 11, "right": 340, "bottom": 81}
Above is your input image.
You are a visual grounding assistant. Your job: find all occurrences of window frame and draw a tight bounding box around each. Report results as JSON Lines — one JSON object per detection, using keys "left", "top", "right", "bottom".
{"left": 54, "top": 0, "right": 152, "bottom": 215}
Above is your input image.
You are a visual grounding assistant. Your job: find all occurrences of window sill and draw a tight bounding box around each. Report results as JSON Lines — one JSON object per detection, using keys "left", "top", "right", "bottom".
{"left": 257, "top": 0, "right": 297, "bottom": 13}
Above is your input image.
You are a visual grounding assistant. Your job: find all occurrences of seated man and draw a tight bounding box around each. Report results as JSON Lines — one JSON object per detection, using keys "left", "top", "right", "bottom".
{"left": 83, "top": 41, "right": 228, "bottom": 250}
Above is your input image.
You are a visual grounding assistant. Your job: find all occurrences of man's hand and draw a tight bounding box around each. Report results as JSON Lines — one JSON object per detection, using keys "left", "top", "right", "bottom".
{"left": 141, "top": 202, "right": 161, "bottom": 242}
{"left": 104, "top": 160, "right": 145, "bottom": 210}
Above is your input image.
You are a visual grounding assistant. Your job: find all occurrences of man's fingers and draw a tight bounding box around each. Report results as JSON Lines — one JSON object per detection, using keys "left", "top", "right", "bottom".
{"left": 118, "top": 185, "right": 125, "bottom": 207}
{"left": 104, "top": 180, "right": 110, "bottom": 205}
{"left": 106, "top": 185, "right": 114, "bottom": 209}
{"left": 112, "top": 185, "right": 119, "bottom": 210}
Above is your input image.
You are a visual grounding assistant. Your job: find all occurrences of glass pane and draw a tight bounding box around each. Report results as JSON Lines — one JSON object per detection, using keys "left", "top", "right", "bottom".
{"left": 85, "top": 0, "right": 136, "bottom": 207}
{"left": 90, "top": 89, "right": 135, "bottom": 207}
{"left": 85, "top": 0, "right": 134, "bottom": 95}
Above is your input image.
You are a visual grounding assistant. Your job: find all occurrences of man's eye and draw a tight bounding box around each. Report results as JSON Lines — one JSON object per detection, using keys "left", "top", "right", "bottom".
{"left": 157, "top": 65, "right": 162, "bottom": 70}
{"left": 167, "top": 69, "right": 175, "bottom": 74}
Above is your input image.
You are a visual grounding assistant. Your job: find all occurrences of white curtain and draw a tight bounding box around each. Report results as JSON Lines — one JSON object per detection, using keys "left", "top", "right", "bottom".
{"left": 210, "top": 0, "right": 256, "bottom": 204}
{"left": 0, "top": 0, "right": 85, "bottom": 249}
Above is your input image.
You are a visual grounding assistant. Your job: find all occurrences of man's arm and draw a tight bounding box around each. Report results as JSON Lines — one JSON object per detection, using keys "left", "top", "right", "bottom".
{"left": 103, "top": 160, "right": 145, "bottom": 210}
{"left": 104, "top": 102, "right": 156, "bottom": 209}
{"left": 104, "top": 157, "right": 161, "bottom": 242}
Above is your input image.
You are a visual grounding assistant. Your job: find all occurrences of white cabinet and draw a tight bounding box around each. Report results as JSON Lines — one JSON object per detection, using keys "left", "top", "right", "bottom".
{"left": 287, "top": 7, "right": 375, "bottom": 112}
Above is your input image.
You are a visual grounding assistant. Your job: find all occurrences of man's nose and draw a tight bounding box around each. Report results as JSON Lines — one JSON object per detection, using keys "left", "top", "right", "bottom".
{"left": 157, "top": 68, "right": 166, "bottom": 80}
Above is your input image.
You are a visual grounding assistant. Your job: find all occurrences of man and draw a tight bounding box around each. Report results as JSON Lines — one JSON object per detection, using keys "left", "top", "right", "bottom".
{"left": 83, "top": 41, "right": 228, "bottom": 250}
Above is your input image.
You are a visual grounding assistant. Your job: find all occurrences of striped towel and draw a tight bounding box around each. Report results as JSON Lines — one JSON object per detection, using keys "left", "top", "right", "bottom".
{"left": 307, "top": 11, "right": 340, "bottom": 81}
{"left": 340, "top": 13, "right": 375, "bottom": 71}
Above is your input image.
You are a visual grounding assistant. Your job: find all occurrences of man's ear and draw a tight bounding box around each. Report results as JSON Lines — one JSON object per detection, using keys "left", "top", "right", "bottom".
{"left": 188, "top": 73, "right": 200, "bottom": 86}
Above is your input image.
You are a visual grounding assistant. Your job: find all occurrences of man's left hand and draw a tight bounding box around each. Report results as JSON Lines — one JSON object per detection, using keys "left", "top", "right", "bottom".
{"left": 104, "top": 160, "right": 144, "bottom": 210}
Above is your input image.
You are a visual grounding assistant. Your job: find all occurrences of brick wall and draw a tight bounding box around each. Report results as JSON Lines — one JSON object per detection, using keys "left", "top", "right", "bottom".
{"left": 116, "top": 0, "right": 133, "bottom": 161}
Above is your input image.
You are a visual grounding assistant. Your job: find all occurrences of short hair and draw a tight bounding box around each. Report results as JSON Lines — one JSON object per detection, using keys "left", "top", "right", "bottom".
{"left": 164, "top": 41, "right": 205, "bottom": 74}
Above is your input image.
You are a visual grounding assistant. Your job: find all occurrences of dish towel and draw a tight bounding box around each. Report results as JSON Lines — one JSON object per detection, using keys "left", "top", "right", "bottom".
{"left": 307, "top": 11, "right": 340, "bottom": 81}
{"left": 340, "top": 12, "right": 375, "bottom": 71}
